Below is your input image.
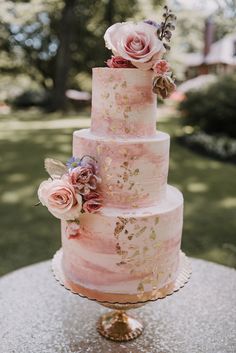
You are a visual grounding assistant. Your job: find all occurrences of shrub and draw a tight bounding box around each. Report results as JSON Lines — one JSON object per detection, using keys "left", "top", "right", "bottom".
{"left": 179, "top": 74, "right": 236, "bottom": 138}
{"left": 178, "top": 131, "right": 236, "bottom": 163}
{"left": 12, "top": 90, "right": 52, "bottom": 109}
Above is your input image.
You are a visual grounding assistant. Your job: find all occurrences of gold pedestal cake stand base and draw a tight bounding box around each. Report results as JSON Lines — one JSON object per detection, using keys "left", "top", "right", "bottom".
{"left": 52, "top": 249, "right": 191, "bottom": 342}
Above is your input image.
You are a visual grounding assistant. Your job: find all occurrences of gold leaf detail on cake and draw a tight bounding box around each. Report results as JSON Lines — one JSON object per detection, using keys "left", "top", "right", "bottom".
{"left": 109, "top": 75, "right": 114, "bottom": 82}
{"left": 114, "top": 222, "right": 125, "bottom": 237}
{"left": 44, "top": 158, "right": 67, "bottom": 179}
{"left": 133, "top": 168, "right": 140, "bottom": 176}
{"left": 136, "top": 226, "right": 147, "bottom": 237}
{"left": 121, "top": 81, "right": 127, "bottom": 88}
{"left": 155, "top": 217, "right": 159, "bottom": 225}
{"left": 129, "top": 217, "right": 136, "bottom": 224}
{"left": 123, "top": 171, "right": 129, "bottom": 182}
{"left": 130, "top": 250, "right": 140, "bottom": 258}
{"left": 153, "top": 242, "right": 161, "bottom": 249}
{"left": 96, "top": 145, "right": 102, "bottom": 154}
{"left": 124, "top": 106, "right": 131, "bottom": 112}
{"left": 116, "top": 243, "right": 121, "bottom": 254}
{"left": 116, "top": 261, "right": 127, "bottom": 266}
{"left": 125, "top": 127, "right": 130, "bottom": 134}
{"left": 105, "top": 157, "right": 112, "bottom": 165}
{"left": 101, "top": 92, "right": 110, "bottom": 99}
{"left": 121, "top": 250, "right": 128, "bottom": 258}
{"left": 113, "top": 83, "right": 118, "bottom": 89}
{"left": 137, "top": 282, "right": 144, "bottom": 293}
{"left": 117, "top": 217, "right": 128, "bottom": 225}
{"left": 119, "top": 148, "right": 127, "bottom": 156}
{"left": 150, "top": 229, "right": 157, "bottom": 240}
{"left": 151, "top": 279, "right": 158, "bottom": 288}
{"left": 143, "top": 276, "right": 152, "bottom": 285}
{"left": 128, "top": 182, "right": 135, "bottom": 190}
{"left": 128, "top": 235, "right": 133, "bottom": 240}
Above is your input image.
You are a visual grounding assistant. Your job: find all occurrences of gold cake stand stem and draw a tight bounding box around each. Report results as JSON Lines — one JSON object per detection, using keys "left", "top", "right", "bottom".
{"left": 97, "top": 309, "right": 143, "bottom": 341}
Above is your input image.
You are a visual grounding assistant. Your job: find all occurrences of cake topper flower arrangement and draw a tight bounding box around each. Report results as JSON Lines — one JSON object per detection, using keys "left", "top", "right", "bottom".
{"left": 37, "top": 156, "right": 102, "bottom": 239}
{"left": 104, "top": 5, "right": 177, "bottom": 99}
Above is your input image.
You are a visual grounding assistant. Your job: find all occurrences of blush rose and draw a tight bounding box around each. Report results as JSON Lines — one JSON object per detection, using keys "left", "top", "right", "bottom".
{"left": 104, "top": 22, "right": 165, "bottom": 70}
{"left": 38, "top": 177, "right": 82, "bottom": 220}
{"left": 153, "top": 60, "right": 169, "bottom": 74}
{"left": 106, "top": 56, "right": 134, "bottom": 68}
{"left": 83, "top": 199, "right": 102, "bottom": 213}
{"left": 83, "top": 191, "right": 102, "bottom": 213}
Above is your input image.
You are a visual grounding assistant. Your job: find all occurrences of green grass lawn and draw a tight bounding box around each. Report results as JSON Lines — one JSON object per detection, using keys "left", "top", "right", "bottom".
{"left": 0, "top": 110, "right": 236, "bottom": 276}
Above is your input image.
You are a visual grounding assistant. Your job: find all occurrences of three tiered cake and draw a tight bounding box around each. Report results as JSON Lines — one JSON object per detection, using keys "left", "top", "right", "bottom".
{"left": 38, "top": 11, "right": 183, "bottom": 303}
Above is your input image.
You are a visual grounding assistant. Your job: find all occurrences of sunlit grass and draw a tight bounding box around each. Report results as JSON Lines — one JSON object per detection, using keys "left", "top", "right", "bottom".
{"left": 0, "top": 111, "right": 235, "bottom": 276}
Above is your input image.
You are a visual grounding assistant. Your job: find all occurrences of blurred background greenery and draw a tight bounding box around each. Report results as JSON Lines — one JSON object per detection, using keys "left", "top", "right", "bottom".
{"left": 0, "top": 0, "right": 236, "bottom": 275}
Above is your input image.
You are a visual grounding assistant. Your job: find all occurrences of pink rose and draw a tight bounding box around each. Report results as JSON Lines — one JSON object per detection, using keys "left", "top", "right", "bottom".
{"left": 106, "top": 56, "right": 134, "bottom": 68}
{"left": 153, "top": 60, "right": 169, "bottom": 74}
{"left": 83, "top": 196, "right": 102, "bottom": 214}
{"left": 38, "top": 177, "right": 82, "bottom": 220}
{"left": 83, "top": 191, "right": 101, "bottom": 201}
{"left": 104, "top": 22, "right": 165, "bottom": 70}
{"left": 66, "top": 221, "right": 81, "bottom": 239}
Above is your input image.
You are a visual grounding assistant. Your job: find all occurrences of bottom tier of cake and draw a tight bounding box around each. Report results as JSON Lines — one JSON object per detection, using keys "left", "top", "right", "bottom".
{"left": 61, "top": 185, "right": 183, "bottom": 296}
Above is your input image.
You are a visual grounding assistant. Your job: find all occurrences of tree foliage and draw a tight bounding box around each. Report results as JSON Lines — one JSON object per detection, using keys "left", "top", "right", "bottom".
{"left": 0, "top": 0, "right": 139, "bottom": 109}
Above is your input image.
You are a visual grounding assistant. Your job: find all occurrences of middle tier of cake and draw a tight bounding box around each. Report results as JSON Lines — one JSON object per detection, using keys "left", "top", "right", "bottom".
{"left": 73, "top": 129, "right": 170, "bottom": 208}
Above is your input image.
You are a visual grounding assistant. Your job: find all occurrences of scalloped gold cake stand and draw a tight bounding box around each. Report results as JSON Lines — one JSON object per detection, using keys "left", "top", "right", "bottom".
{"left": 52, "top": 249, "right": 191, "bottom": 342}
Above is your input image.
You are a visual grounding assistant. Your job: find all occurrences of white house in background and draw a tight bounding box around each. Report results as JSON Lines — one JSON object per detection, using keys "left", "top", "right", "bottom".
{"left": 183, "top": 19, "right": 236, "bottom": 79}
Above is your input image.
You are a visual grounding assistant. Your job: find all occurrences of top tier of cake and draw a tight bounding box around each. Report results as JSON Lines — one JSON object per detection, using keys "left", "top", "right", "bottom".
{"left": 91, "top": 68, "right": 157, "bottom": 138}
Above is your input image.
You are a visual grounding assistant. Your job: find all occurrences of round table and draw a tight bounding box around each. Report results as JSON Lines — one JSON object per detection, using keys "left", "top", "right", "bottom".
{"left": 0, "top": 257, "right": 235, "bottom": 353}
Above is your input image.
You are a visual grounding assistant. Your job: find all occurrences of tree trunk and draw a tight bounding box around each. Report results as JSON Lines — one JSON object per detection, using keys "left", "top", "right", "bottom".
{"left": 51, "top": 0, "right": 76, "bottom": 111}
{"left": 105, "top": 0, "right": 115, "bottom": 26}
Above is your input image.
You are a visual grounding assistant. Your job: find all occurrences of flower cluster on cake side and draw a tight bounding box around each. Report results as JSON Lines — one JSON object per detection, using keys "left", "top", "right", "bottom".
{"left": 37, "top": 156, "right": 102, "bottom": 239}
{"left": 104, "top": 5, "right": 177, "bottom": 99}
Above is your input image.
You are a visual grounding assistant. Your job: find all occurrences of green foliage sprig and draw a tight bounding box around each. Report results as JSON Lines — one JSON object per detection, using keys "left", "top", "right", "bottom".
{"left": 157, "top": 5, "right": 177, "bottom": 50}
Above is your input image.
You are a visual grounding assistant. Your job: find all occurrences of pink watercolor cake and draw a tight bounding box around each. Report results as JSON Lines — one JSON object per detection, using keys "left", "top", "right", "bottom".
{"left": 38, "top": 15, "right": 183, "bottom": 302}
{"left": 62, "top": 67, "right": 183, "bottom": 297}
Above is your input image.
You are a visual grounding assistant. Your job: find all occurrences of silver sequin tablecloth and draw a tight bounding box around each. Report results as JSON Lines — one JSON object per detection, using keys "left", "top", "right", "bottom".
{"left": 0, "top": 257, "right": 236, "bottom": 353}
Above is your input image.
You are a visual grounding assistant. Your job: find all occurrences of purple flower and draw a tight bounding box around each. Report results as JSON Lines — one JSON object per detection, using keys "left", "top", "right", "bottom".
{"left": 144, "top": 20, "right": 160, "bottom": 29}
{"left": 66, "top": 157, "right": 81, "bottom": 169}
